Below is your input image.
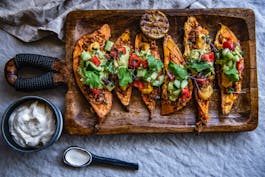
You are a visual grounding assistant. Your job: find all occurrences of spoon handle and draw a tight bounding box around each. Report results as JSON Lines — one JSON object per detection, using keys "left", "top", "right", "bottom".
{"left": 92, "top": 154, "right": 139, "bottom": 170}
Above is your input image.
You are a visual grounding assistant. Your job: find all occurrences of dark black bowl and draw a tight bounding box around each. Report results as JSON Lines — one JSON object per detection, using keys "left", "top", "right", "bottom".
{"left": 1, "top": 96, "right": 63, "bottom": 152}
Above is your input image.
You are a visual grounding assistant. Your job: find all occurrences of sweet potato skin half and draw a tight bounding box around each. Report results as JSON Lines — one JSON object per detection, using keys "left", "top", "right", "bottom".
{"left": 184, "top": 16, "right": 213, "bottom": 123}
{"left": 135, "top": 33, "right": 161, "bottom": 118}
{"left": 161, "top": 35, "right": 193, "bottom": 115}
{"left": 113, "top": 29, "right": 133, "bottom": 109}
{"left": 214, "top": 24, "right": 243, "bottom": 115}
{"left": 73, "top": 24, "right": 112, "bottom": 124}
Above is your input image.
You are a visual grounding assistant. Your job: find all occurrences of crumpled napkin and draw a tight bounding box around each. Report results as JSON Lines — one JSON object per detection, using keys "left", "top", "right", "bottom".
{"left": 0, "top": 0, "right": 210, "bottom": 42}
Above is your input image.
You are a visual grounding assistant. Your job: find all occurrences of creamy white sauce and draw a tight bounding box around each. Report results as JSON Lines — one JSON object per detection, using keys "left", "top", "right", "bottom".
{"left": 9, "top": 101, "right": 56, "bottom": 147}
{"left": 64, "top": 148, "right": 91, "bottom": 167}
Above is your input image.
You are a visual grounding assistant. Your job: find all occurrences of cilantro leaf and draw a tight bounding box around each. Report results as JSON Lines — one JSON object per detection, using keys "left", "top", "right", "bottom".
{"left": 147, "top": 55, "right": 163, "bottom": 72}
{"left": 224, "top": 65, "right": 239, "bottom": 82}
{"left": 168, "top": 62, "right": 188, "bottom": 80}
{"left": 187, "top": 60, "right": 213, "bottom": 76}
{"left": 83, "top": 70, "right": 103, "bottom": 89}
{"left": 117, "top": 67, "right": 133, "bottom": 87}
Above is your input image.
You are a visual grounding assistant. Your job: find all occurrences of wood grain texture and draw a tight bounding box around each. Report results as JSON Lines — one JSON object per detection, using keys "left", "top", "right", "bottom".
{"left": 64, "top": 8, "right": 258, "bottom": 135}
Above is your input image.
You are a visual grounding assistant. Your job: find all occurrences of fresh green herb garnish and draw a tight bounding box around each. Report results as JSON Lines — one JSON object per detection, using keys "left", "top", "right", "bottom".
{"left": 147, "top": 55, "right": 163, "bottom": 72}
{"left": 187, "top": 60, "right": 214, "bottom": 76}
{"left": 223, "top": 64, "right": 239, "bottom": 82}
{"left": 117, "top": 67, "right": 133, "bottom": 87}
{"left": 82, "top": 70, "right": 103, "bottom": 89}
{"left": 168, "top": 62, "right": 188, "bottom": 80}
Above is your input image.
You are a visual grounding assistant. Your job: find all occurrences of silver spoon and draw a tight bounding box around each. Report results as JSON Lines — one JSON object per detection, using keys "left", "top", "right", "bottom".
{"left": 63, "top": 146, "right": 139, "bottom": 170}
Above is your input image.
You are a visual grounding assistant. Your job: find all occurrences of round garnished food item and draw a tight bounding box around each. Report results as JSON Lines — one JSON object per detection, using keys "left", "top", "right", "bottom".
{"left": 140, "top": 10, "right": 169, "bottom": 39}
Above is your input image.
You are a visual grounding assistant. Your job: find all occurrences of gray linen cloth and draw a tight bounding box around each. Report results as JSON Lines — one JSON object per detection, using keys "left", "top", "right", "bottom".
{"left": 0, "top": 0, "right": 264, "bottom": 177}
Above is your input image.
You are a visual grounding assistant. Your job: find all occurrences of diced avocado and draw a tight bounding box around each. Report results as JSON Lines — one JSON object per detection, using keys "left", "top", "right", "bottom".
{"left": 222, "top": 48, "right": 230, "bottom": 58}
{"left": 169, "top": 91, "right": 180, "bottom": 101}
{"left": 150, "top": 72, "right": 158, "bottom": 81}
{"left": 104, "top": 40, "right": 114, "bottom": 52}
{"left": 118, "top": 46, "right": 130, "bottom": 67}
{"left": 173, "top": 80, "right": 181, "bottom": 88}
{"left": 139, "top": 49, "right": 151, "bottom": 59}
{"left": 168, "top": 82, "right": 174, "bottom": 91}
{"left": 158, "top": 75, "right": 164, "bottom": 83}
{"left": 81, "top": 51, "right": 92, "bottom": 61}
{"left": 222, "top": 65, "right": 229, "bottom": 72}
{"left": 146, "top": 76, "right": 152, "bottom": 83}
{"left": 113, "top": 59, "right": 119, "bottom": 68}
{"left": 137, "top": 69, "right": 147, "bottom": 78}
{"left": 151, "top": 75, "right": 164, "bottom": 87}
{"left": 106, "top": 82, "right": 115, "bottom": 91}
{"left": 169, "top": 95, "right": 177, "bottom": 101}
{"left": 227, "top": 60, "right": 233, "bottom": 67}
{"left": 152, "top": 80, "right": 160, "bottom": 87}
{"left": 226, "top": 51, "right": 234, "bottom": 60}
{"left": 94, "top": 50, "right": 105, "bottom": 60}
{"left": 99, "top": 72, "right": 109, "bottom": 80}
{"left": 189, "top": 49, "right": 201, "bottom": 60}
{"left": 180, "top": 80, "right": 188, "bottom": 89}
{"left": 233, "top": 55, "right": 241, "bottom": 62}
{"left": 172, "top": 89, "right": 181, "bottom": 97}
{"left": 87, "top": 61, "right": 103, "bottom": 72}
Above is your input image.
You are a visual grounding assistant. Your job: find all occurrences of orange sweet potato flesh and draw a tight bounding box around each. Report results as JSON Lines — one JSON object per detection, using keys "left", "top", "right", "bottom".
{"left": 214, "top": 24, "right": 243, "bottom": 115}
{"left": 161, "top": 35, "right": 193, "bottom": 115}
{"left": 113, "top": 29, "right": 133, "bottom": 109}
{"left": 73, "top": 24, "right": 112, "bottom": 124}
{"left": 135, "top": 33, "right": 161, "bottom": 118}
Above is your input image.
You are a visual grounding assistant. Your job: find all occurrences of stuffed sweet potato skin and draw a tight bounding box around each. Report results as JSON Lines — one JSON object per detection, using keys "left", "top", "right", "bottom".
{"left": 184, "top": 17, "right": 214, "bottom": 124}
{"left": 214, "top": 24, "right": 244, "bottom": 115}
{"left": 135, "top": 33, "right": 161, "bottom": 118}
{"left": 113, "top": 29, "right": 133, "bottom": 109}
{"left": 73, "top": 24, "right": 112, "bottom": 124}
{"left": 161, "top": 35, "right": 193, "bottom": 115}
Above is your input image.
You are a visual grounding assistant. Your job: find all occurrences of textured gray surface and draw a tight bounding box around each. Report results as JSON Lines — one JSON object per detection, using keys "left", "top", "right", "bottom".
{"left": 0, "top": 0, "right": 264, "bottom": 177}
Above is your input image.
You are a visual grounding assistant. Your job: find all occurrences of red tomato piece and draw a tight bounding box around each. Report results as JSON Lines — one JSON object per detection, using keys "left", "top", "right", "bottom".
{"left": 141, "top": 60, "right": 148, "bottom": 68}
{"left": 117, "top": 47, "right": 126, "bottom": 55}
{"left": 132, "top": 80, "right": 144, "bottom": 89}
{"left": 90, "top": 88, "right": 100, "bottom": 95}
{"left": 222, "top": 41, "right": 235, "bottom": 51}
{"left": 110, "top": 49, "right": 118, "bottom": 59}
{"left": 181, "top": 88, "right": 191, "bottom": 98}
{"left": 236, "top": 58, "right": 244, "bottom": 73}
{"left": 91, "top": 56, "right": 101, "bottom": 66}
{"left": 201, "top": 52, "right": 215, "bottom": 62}
{"left": 129, "top": 54, "right": 142, "bottom": 68}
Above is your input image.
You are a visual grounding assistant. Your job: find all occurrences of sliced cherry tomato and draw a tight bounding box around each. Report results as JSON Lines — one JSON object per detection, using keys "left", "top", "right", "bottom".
{"left": 129, "top": 54, "right": 142, "bottom": 68}
{"left": 90, "top": 88, "right": 100, "bottom": 95}
{"left": 236, "top": 58, "right": 244, "bottom": 73}
{"left": 201, "top": 52, "right": 215, "bottom": 62}
{"left": 91, "top": 56, "right": 101, "bottom": 66}
{"left": 196, "top": 78, "right": 206, "bottom": 85}
{"left": 141, "top": 60, "right": 148, "bottom": 68}
{"left": 110, "top": 49, "right": 118, "bottom": 59}
{"left": 181, "top": 88, "right": 191, "bottom": 98}
{"left": 132, "top": 80, "right": 144, "bottom": 89}
{"left": 222, "top": 40, "right": 235, "bottom": 51}
{"left": 117, "top": 47, "right": 126, "bottom": 55}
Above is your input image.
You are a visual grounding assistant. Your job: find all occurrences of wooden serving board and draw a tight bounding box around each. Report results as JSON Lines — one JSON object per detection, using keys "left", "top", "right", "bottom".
{"left": 64, "top": 9, "right": 258, "bottom": 135}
